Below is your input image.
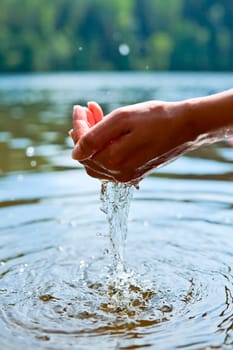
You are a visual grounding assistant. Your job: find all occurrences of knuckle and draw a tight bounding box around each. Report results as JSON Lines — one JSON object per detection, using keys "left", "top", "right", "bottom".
{"left": 118, "top": 108, "right": 131, "bottom": 125}
{"left": 112, "top": 107, "right": 130, "bottom": 125}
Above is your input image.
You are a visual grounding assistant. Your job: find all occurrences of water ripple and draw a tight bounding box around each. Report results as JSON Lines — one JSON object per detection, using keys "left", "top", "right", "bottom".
{"left": 0, "top": 172, "right": 233, "bottom": 349}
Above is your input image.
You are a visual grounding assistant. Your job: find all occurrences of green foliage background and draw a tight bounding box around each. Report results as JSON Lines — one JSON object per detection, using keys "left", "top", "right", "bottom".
{"left": 0, "top": 0, "right": 233, "bottom": 72}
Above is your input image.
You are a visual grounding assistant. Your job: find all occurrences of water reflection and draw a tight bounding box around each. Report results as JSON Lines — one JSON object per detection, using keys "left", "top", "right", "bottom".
{"left": 0, "top": 168, "right": 233, "bottom": 349}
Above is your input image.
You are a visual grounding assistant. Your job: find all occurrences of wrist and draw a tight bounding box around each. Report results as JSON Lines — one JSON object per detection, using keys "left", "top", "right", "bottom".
{"left": 178, "top": 99, "right": 204, "bottom": 142}
{"left": 181, "top": 90, "right": 233, "bottom": 142}
{"left": 166, "top": 100, "right": 199, "bottom": 147}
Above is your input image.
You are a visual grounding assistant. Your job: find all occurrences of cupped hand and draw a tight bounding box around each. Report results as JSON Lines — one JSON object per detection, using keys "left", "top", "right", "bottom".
{"left": 72, "top": 100, "right": 192, "bottom": 183}
{"left": 70, "top": 101, "right": 103, "bottom": 142}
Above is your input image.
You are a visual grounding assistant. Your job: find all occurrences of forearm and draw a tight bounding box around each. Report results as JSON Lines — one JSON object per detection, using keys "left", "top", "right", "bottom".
{"left": 182, "top": 89, "right": 233, "bottom": 143}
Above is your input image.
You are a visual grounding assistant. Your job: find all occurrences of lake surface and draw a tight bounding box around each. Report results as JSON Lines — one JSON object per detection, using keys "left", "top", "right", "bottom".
{"left": 0, "top": 72, "right": 233, "bottom": 350}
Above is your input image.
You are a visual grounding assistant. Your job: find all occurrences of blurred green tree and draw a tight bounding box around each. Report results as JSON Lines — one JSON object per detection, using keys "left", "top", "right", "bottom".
{"left": 0, "top": 0, "right": 232, "bottom": 72}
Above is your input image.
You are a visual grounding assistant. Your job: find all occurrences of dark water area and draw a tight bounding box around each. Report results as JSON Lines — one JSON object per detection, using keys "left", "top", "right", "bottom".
{"left": 0, "top": 72, "right": 233, "bottom": 349}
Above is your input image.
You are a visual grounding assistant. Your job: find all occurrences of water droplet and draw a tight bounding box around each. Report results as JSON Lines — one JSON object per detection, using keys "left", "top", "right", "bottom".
{"left": 160, "top": 304, "right": 173, "bottom": 313}
{"left": 78, "top": 46, "right": 83, "bottom": 51}
{"left": 118, "top": 43, "right": 130, "bottom": 56}
{"left": 35, "top": 335, "right": 50, "bottom": 342}
{"left": 39, "top": 294, "right": 56, "bottom": 302}
{"left": 26, "top": 146, "right": 35, "bottom": 157}
{"left": 80, "top": 260, "right": 86, "bottom": 269}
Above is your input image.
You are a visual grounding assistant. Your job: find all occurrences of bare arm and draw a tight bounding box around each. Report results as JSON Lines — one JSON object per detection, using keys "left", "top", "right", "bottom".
{"left": 181, "top": 89, "right": 233, "bottom": 141}
{"left": 72, "top": 89, "right": 233, "bottom": 183}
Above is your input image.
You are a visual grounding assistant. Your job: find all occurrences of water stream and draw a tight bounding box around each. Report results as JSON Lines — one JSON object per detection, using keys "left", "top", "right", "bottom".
{"left": 100, "top": 181, "right": 134, "bottom": 273}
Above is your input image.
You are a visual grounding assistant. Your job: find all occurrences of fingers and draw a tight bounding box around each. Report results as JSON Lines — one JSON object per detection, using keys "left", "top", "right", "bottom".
{"left": 83, "top": 159, "right": 136, "bottom": 183}
{"left": 72, "top": 106, "right": 90, "bottom": 143}
{"left": 80, "top": 158, "right": 110, "bottom": 175}
{"left": 72, "top": 120, "right": 90, "bottom": 145}
{"left": 71, "top": 102, "right": 144, "bottom": 183}
{"left": 84, "top": 107, "right": 95, "bottom": 127}
{"left": 84, "top": 165, "right": 114, "bottom": 181}
{"left": 73, "top": 111, "right": 131, "bottom": 161}
{"left": 81, "top": 152, "right": 145, "bottom": 183}
{"left": 88, "top": 101, "right": 104, "bottom": 123}
{"left": 73, "top": 105, "right": 88, "bottom": 123}
{"left": 81, "top": 159, "right": 115, "bottom": 181}
{"left": 72, "top": 102, "right": 104, "bottom": 143}
{"left": 85, "top": 162, "right": 141, "bottom": 183}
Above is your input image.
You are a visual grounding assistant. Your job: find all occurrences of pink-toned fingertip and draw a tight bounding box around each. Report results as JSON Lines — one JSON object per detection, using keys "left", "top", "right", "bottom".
{"left": 87, "top": 101, "right": 103, "bottom": 123}
{"left": 73, "top": 105, "right": 80, "bottom": 114}
{"left": 73, "top": 105, "right": 88, "bottom": 123}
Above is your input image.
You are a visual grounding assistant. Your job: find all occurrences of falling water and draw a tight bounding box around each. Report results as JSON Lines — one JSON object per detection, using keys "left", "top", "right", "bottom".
{"left": 100, "top": 181, "right": 134, "bottom": 273}
{"left": 99, "top": 181, "right": 155, "bottom": 317}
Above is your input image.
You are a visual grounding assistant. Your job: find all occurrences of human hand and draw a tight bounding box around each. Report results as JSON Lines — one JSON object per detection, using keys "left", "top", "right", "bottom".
{"left": 72, "top": 100, "right": 193, "bottom": 183}
{"left": 70, "top": 101, "right": 117, "bottom": 181}
{"left": 71, "top": 90, "right": 233, "bottom": 183}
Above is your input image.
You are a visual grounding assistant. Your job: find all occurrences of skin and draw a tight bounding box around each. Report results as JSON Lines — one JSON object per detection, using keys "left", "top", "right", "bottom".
{"left": 71, "top": 89, "right": 233, "bottom": 184}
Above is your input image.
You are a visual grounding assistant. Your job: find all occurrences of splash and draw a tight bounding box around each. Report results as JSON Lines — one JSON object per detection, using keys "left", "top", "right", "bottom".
{"left": 92, "top": 181, "right": 154, "bottom": 317}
